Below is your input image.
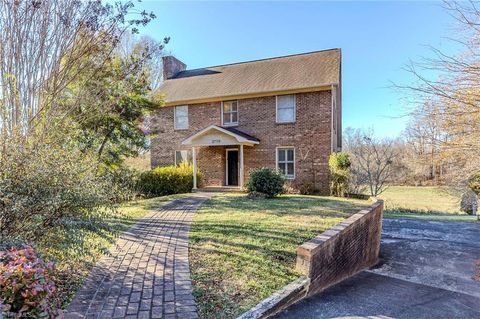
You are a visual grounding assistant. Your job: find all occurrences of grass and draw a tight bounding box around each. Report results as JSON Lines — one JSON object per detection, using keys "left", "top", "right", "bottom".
{"left": 379, "top": 186, "right": 462, "bottom": 213}
{"left": 37, "top": 194, "right": 185, "bottom": 308}
{"left": 379, "top": 186, "right": 477, "bottom": 222}
{"left": 34, "top": 186, "right": 476, "bottom": 311}
{"left": 189, "top": 193, "right": 367, "bottom": 319}
{"left": 382, "top": 210, "right": 477, "bottom": 222}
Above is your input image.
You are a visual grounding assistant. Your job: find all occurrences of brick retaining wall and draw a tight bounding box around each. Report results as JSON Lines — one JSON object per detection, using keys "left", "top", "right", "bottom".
{"left": 237, "top": 199, "right": 384, "bottom": 319}
{"left": 296, "top": 199, "right": 383, "bottom": 296}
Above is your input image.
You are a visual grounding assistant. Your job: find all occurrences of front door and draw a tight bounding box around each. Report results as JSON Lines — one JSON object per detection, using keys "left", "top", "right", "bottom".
{"left": 227, "top": 150, "right": 239, "bottom": 186}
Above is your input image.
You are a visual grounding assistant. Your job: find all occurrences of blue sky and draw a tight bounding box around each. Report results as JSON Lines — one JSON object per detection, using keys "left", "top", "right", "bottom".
{"left": 136, "top": 1, "right": 456, "bottom": 138}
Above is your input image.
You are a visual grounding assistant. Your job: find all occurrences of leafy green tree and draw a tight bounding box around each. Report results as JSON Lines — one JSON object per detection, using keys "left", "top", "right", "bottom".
{"left": 65, "top": 36, "right": 169, "bottom": 167}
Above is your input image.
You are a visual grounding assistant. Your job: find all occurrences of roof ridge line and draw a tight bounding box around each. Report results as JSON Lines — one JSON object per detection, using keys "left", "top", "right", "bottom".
{"left": 176, "top": 48, "right": 340, "bottom": 74}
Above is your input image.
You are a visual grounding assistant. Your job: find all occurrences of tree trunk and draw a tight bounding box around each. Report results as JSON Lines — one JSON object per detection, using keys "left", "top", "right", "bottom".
{"left": 476, "top": 194, "right": 480, "bottom": 221}
{"left": 98, "top": 127, "right": 115, "bottom": 160}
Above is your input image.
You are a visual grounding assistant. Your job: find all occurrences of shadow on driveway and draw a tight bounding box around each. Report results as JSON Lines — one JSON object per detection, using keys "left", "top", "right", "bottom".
{"left": 275, "top": 219, "right": 480, "bottom": 319}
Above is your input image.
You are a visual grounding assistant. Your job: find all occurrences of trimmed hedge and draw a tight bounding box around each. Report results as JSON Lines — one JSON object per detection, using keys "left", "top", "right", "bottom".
{"left": 246, "top": 168, "right": 285, "bottom": 198}
{"left": 137, "top": 163, "right": 202, "bottom": 197}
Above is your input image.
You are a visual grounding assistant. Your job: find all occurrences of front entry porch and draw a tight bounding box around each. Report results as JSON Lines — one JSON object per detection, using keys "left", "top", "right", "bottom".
{"left": 192, "top": 185, "right": 241, "bottom": 193}
{"left": 182, "top": 125, "right": 260, "bottom": 190}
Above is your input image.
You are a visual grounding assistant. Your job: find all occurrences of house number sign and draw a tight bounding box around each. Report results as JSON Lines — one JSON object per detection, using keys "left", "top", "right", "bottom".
{"left": 211, "top": 139, "right": 221, "bottom": 144}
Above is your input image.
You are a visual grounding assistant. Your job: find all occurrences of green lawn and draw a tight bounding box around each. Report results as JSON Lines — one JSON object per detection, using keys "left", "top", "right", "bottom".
{"left": 379, "top": 186, "right": 477, "bottom": 222}
{"left": 38, "top": 194, "right": 185, "bottom": 308}
{"left": 379, "top": 186, "right": 461, "bottom": 212}
{"left": 189, "top": 194, "right": 367, "bottom": 319}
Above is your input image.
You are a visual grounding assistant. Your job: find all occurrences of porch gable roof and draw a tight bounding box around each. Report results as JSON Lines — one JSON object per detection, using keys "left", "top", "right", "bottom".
{"left": 182, "top": 125, "right": 260, "bottom": 147}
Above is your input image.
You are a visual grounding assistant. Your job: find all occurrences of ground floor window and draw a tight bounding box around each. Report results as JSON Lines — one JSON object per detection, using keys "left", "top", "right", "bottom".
{"left": 175, "top": 150, "right": 192, "bottom": 166}
{"left": 276, "top": 147, "right": 295, "bottom": 179}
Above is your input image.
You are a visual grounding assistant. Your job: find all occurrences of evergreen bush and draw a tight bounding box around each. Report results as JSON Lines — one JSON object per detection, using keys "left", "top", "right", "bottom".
{"left": 246, "top": 168, "right": 285, "bottom": 198}
{"left": 137, "top": 162, "right": 202, "bottom": 197}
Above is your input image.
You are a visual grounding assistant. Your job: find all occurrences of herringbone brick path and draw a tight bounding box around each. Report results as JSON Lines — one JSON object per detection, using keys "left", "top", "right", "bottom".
{"left": 66, "top": 194, "right": 213, "bottom": 319}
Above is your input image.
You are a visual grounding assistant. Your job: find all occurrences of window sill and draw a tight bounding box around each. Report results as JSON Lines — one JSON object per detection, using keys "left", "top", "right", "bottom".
{"left": 222, "top": 123, "right": 239, "bottom": 127}
{"left": 276, "top": 121, "right": 296, "bottom": 125}
{"left": 174, "top": 128, "right": 189, "bottom": 131}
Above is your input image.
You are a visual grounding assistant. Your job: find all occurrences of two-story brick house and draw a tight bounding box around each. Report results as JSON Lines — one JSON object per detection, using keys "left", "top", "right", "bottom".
{"left": 151, "top": 49, "right": 342, "bottom": 194}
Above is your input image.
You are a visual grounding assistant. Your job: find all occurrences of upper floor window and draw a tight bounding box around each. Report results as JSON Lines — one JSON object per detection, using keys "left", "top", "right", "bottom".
{"left": 276, "top": 94, "right": 296, "bottom": 123}
{"left": 175, "top": 150, "right": 192, "bottom": 166}
{"left": 174, "top": 105, "right": 188, "bottom": 130}
{"left": 277, "top": 147, "right": 295, "bottom": 179}
{"left": 222, "top": 100, "right": 238, "bottom": 126}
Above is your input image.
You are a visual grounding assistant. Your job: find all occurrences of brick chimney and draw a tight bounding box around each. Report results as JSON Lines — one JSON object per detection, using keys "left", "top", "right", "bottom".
{"left": 162, "top": 56, "right": 187, "bottom": 80}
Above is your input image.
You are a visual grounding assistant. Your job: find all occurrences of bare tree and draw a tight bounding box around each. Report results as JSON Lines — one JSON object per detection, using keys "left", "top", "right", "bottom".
{"left": 397, "top": 1, "right": 480, "bottom": 183}
{"left": 117, "top": 34, "right": 169, "bottom": 90}
{"left": 0, "top": 0, "right": 155, "bottom": 152}
{"left": 344, "top": 128, "right": 398, "bottom": 196}
{"left": 403, "top": 100, "right": 450, "bottom": 184}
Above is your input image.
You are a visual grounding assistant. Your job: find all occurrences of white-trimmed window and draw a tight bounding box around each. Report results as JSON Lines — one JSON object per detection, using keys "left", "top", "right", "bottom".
{"left": 222, "top": 100, "right": 238, "bottom": 126}
{"left": 175, "top": 150, "right": 191, "bottom": 166}
{"left": 174, "top": 105, "right": 188, "bottom": 130}
{"left": 276, "top": 147, "right": 295, "bottom": 179}
{"left": 276, "top": 95, "right": 296, "bottom": 123}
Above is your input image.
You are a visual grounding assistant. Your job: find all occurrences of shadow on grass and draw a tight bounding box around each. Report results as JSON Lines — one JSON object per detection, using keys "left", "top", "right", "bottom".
{"left": 190, "top": 222, "right": 304, "bottom": 263}
{"left": 191, "top": 222, "right": 321, "bottom": 246}
{"left": 202, "top": 194, "right": 366, "bottom": 218}
{"left": 189, "top": 193, "right": 368, "bottom": 319}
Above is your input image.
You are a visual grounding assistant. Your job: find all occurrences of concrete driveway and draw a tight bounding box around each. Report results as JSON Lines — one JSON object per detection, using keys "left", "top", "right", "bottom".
{"left": 275, "top": 219, "right": 480, "bottom": 319}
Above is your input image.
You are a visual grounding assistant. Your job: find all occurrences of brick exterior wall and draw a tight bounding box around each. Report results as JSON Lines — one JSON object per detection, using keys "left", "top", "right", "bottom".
{"left": 162, "top": 56, "right": 187, "bottom": 80}
{"left": 296, "top": 199, "right": 384, "bottom": 296}
{"left": 150, "top": 90, "right": 334, "bottom": 194}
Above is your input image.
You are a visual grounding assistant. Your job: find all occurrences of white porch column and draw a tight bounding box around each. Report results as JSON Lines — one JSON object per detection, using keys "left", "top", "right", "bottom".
{"left": 239, "top": 144, "right": 244, "bottom": 189}
{"left": 192, "top": 146, "right": 197, "bottom": 190}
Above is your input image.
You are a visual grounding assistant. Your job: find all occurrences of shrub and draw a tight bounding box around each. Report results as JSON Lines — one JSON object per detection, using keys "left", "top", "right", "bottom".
{"left": 137, "top": 162, "right": 202, "bottom": 197}
{"left": 329, "top": 152, "right": 351, "bottom": 197}
{"left": 282, "top": 180, "right": 300, "bottom": 194}
{"left": 0, "top": 142, "right": 114, "bottom": 243}
{"left": 105, "top": 165, "right": 142, "bottom": 203}
{"left": 299, "top": 182, "right": 319, "bottom": 195}
{"left": 246, "top": 168, "right": 285, "bottom": 198}
{"left": 0, "top": 246, "right": 60, "bottom": 318}
{"left": 460, "top": 189, "right": 477, "bottom": 215}
{"left": 466, "top": 172, "right": 480, "bottom": 215}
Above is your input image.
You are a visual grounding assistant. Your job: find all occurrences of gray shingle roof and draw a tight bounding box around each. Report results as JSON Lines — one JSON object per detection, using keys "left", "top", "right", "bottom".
{"left": 221, "top": 126, "right": 260, "bottom": 143}
{"left": 157, "top": 49, "right": 341, "bottom": 105}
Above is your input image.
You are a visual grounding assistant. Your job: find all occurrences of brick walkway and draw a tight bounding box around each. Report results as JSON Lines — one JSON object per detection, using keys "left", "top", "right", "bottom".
{"left": 66, "top": 193, "right": 213, "bottom": 319}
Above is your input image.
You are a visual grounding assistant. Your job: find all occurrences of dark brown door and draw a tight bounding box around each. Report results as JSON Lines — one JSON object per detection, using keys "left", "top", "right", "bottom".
{"left": 227, "top": 150, "right": 239, "bottom": 186}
